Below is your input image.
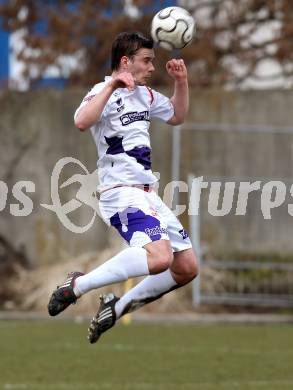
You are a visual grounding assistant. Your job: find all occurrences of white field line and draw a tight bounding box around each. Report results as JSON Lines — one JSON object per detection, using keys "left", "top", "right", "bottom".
{"left": 3, "top": 379, "right": 293, "bottom": 389}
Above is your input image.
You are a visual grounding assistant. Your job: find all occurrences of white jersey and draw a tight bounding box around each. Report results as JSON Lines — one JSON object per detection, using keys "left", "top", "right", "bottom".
{"left": 74, "top": 76, "right": 174, "bottom": 192}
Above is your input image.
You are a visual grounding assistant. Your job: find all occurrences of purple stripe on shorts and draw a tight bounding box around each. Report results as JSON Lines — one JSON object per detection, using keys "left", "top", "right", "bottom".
{"left": 109, "top": 208, "right": 167, "bottom": 243}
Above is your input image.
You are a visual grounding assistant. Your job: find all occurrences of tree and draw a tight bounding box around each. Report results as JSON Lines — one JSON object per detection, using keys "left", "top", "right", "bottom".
{"left": 188, "top": 0, "right": 293, "bottom": 88}
{"left": 1, "top": 0, "right": 293, "bottom": 88}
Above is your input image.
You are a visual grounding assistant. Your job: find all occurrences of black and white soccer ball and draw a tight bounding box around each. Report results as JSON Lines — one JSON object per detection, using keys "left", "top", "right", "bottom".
{"left": 151, "top": 6, "right": 195, "bottom": 50}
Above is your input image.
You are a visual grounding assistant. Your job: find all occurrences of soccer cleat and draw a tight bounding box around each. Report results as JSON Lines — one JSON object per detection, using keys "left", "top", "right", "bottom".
{"left": 88, "top": 293, "right": 120, "bottom": 344}
{"left": 47, "top": 271, "right": 84, "bottom": 316}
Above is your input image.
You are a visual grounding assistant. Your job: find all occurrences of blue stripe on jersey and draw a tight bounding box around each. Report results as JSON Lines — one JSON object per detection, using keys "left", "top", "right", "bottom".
{"left": 105, "top": 136, "right": 151, "bottom": 170}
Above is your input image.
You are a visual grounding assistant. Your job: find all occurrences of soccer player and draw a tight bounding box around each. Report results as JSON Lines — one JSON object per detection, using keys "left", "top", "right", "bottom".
{"left": 48, "top": 32, "right": 198, "bottom": 343}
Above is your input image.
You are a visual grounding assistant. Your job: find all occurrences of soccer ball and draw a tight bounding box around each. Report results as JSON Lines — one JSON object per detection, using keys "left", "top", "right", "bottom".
{"left": 151, "top": 6, "right": 195, "bottom": 50}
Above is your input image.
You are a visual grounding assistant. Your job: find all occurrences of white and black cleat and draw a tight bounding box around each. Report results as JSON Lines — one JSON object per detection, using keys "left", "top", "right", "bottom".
{"left": 88, "top": 293, "right": 120, "bottom": 344}
{"left": 48, "top": 271, "right": 84, "bottom": 316}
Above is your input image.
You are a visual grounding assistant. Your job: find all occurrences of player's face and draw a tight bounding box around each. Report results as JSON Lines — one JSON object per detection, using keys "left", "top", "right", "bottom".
{"left": 127, "top": 48, "right": 155, "bottom": 85}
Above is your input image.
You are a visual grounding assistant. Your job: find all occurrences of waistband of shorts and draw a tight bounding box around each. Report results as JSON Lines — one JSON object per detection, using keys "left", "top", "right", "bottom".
{"left": 100, "top": 184, "right": 153, "bottom": 194}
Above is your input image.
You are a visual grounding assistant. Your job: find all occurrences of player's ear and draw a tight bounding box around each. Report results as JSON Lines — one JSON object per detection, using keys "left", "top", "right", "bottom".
{"left": 120, "top": 56, "right": 129, "bottom": 69}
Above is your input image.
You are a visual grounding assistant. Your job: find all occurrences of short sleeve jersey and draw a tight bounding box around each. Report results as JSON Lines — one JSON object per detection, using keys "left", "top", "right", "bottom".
{"left": 74, "top": 76, "right": 174, "bottom": 192}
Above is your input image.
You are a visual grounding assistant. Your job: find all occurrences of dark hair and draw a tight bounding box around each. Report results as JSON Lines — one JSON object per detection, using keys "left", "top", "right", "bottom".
{"left": 111, "top": 32, "right": 154, "bottom": 71}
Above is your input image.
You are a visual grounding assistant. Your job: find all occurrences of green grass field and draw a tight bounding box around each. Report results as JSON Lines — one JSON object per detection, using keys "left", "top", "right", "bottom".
{"left": 1, "top": 319, "right": 293, "bottom": 390}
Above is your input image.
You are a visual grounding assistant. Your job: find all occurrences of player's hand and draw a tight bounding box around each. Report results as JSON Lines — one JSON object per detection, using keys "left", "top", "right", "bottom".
{"left": 166, "top": 59, "right": 187, "bottom": 81}
{"left": 109, "top": 72, "right": 135, "bottom": 92}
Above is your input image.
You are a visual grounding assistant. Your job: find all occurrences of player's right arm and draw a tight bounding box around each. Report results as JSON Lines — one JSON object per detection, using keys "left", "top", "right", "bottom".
{"left": 75, "top": 73, "right": 135, "bottom": 131}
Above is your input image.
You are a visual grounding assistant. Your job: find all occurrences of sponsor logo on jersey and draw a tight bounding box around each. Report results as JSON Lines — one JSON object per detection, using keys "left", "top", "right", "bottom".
{"left": 117, "top": 105, "right": 125, "bottom": 112}
{"left": 145, "top": 226, "right": 168, "bottom": 237}
{"left": 120, "top": 111, "right": 150, "bottom": 126}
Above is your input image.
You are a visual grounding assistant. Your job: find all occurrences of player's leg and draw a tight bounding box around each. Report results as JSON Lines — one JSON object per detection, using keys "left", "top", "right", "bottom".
{"left": 75, "top": 240, "right": 172, "bottom": 295}
{"left": 87, "top": 188, "right": 176, "bottom": 342}
{"left": 88, "top": 191, "right": 198, "bottom": 343}
{"left": 114, "top": 247, "right": 198, "bottom": 318}
{"left": 170, "top": 247, "right": 198, "bottom": 285}
{"left": 87, "top": 238, "right": 174, "bottom": 343}
{"left": 48, "top": 239, "right": 172, "bottom": 317}
{"left": 87, "top": 247, "right": 198, "bottom": 343}
{"left": 48, "top": 187, "right": 172, "bottom": 316}
{"left": 106, "top": 192, "right": 198, "bottom": 318}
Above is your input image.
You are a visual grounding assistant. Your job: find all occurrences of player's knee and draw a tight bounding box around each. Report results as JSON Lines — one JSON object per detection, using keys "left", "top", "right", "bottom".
{"left": 145, "top": 240, "right": 173, "bottom": 274}
{"left": 149, "top": 249, "right": 173, "bottom": 274}
{"left": 172, "top": 252, "right": 199, "bottom": 284}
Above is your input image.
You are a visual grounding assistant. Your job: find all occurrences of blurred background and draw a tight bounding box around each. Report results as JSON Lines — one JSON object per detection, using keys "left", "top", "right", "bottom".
{"left": 1, "top": 0, "right": 293, "bottom": 315}
{"left": 1, "top": 3, "right": 293, "bottom": 390}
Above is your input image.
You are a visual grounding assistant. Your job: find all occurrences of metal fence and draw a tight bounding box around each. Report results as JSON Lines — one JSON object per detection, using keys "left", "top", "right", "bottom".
{"left": 188, "top": 173, "right": 293, "bottom": 308}
{"left": 177, "top": 121, "right": 293, "bottom": 308}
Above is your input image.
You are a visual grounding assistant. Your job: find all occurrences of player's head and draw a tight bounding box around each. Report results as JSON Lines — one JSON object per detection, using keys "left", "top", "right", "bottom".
{"left": 111, "top": 32, "right": 155, "bottom": 85}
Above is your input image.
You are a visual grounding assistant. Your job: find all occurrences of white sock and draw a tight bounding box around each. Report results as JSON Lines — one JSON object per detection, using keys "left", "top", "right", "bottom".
{"left": 115, "top": 269, "right": 177, "bottom": 318}
{"left": 74, "top": 247, "right": 149, "bottom": 296}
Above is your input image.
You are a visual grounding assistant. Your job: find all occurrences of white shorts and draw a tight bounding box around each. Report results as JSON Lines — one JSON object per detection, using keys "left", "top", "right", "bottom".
{"left": 99, "top": 186, "right": 192, "bottom": 252}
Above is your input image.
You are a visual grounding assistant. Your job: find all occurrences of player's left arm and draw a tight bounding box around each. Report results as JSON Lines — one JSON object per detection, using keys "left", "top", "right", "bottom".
{"left": 166, "top": 59, "right": 189, "bottom": 126}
